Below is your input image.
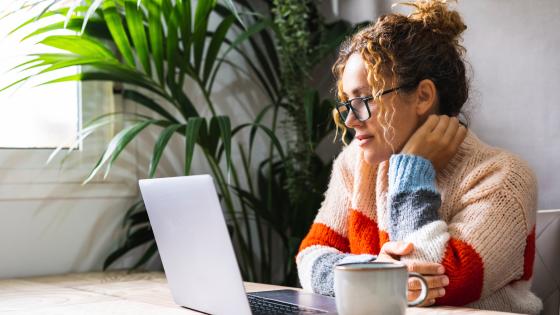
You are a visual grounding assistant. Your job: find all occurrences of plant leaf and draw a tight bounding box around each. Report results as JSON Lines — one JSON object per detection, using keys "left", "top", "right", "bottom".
{"left": 125, "top": 0, "right": 152, "bottom": 75}
{"left": 221, "top": 0, "right": 246, "bottom": 29}
{"left": 147, "top": 1, "right": 164, "bottom": 85}
{"left": 39, "top": 35, "right": 116, "bottom": 59}
{"left": 131, "top": 241, "right": 158, "bottom": 269}
{"left": 178, "top": 0, "right": 192, "bottom": 68}
{"left": 193, "top": 0, "right": 216, "bottom": 74}
{"left": 122, "top": 200, "right": 146, "bottom": 228}
{"left": 165, "top": 4, "right": 179, "bottom": 85}
{"left": 103, "top": 225, "right": 154, "bottom": 270}
{"left": 83, "top": 120, "right": 156, "bottom": 184}
{"left": 203, "top": 14, "right": 234, "bottom": 83}
{"left": 148, "top": 123, "right": 182, "bottom": 178}
{"left": 122, "top": 89, "right": 178, "bottom": 123}
{"left": 215, "top": 116, "right": 232, "bottom": 174}
{"left": 184, "top": 117, "right": 205, "bottom": 175}
{"left": 102, "top": 1, "right": 136, "bottom": 67}
{"left": 82, "top": 0, "right": 104, "bottom": 34}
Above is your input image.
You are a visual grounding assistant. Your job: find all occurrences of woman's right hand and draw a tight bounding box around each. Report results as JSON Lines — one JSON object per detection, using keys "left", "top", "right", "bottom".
{"left": 400, "top": 115, "right": 467, "bottom": 172}
{"left": 376, "top": 241, "right": 449, "bottom": 307}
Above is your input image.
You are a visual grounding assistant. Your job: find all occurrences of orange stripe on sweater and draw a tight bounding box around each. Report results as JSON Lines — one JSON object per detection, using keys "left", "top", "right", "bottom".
{"left": 436, "top": 238, "right": 484, "bottom": 306}
{"left": 348, "top": 209, "right": 381, "bottom": 254}
{"left": 298, "top": 222, "right": 350, "bottom": 254}
{"left": 521, "top": 226, "right": 536, "bottom": 280}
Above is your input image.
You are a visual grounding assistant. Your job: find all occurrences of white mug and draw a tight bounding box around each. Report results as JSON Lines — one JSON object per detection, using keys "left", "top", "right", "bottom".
{"left": 334, "top": 261, "right": 429, "bottom": 315}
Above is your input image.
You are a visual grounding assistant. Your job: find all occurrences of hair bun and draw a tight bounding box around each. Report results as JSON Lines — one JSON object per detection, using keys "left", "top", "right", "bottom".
{"left": 397, "top": 0, "right": 467, "bottom": 40}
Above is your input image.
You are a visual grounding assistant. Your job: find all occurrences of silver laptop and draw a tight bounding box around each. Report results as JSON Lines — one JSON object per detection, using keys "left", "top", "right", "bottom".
{"left": 139, "top": 175, "right": 337, "bottom": 315}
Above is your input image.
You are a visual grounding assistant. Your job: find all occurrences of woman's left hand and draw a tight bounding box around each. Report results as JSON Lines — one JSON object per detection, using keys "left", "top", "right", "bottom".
{"left": 376, "top": 241, "right": 449, "bottom": 307}
{"left": 400, "top": 115, "right": 467, "bottom": 171}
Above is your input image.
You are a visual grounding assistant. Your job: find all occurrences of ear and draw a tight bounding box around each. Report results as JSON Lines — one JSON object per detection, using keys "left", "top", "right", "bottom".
{"left": 414, "top": 79, "right": 438, "bottom": 116}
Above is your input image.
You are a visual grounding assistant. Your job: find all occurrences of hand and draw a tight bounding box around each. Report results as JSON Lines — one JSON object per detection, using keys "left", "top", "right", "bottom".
{"left": 376, "top": 241, "right": 449, "bottom": 307}
{"left": 401, "top": 115, "right": 467, "bottom": 172}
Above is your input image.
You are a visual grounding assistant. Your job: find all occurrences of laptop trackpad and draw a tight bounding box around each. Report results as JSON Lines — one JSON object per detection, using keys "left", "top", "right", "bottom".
{"left": 248, "top": 289, "right": 337, "bottom": 313}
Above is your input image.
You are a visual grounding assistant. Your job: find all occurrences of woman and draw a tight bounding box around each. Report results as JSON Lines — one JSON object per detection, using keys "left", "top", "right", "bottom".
{"left": 295, "top": 0, "right": 542, "bottom": 314}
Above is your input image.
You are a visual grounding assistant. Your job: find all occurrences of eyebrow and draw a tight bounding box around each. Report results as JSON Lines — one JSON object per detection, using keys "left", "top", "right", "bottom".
{"left": 346, "top": 86, "right": 371, "bottom": 97}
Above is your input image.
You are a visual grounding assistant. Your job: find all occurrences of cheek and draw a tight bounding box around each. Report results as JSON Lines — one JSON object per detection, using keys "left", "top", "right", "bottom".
{"left": 364, "top": 108, "right": 418, "bottom": 152}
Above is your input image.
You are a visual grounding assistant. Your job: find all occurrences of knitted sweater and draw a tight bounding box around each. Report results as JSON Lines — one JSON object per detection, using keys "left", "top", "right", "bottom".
{"left": 296, "top": 130, "right": 543, "bottom": 314}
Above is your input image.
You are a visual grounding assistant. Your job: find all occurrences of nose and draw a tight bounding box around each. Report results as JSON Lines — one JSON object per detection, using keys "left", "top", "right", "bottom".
{"left": 344, "top": 109, "right": 361, "bottom": 129}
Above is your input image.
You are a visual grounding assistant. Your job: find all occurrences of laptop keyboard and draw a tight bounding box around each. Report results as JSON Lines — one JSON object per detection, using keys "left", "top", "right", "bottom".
{"left": 247, "top": 294, "right": 327, "bottom": 314}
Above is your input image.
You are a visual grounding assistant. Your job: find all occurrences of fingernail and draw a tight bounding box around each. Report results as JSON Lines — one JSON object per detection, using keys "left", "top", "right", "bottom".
{"left": 429, "top": 299, "right": 436, "bottom": 305}
{"left": 439, "top": 288, "right": 446, "bottom": 296}
{"left": 443, "top": 277, "right": 449, "bottom": 286}
{"left": 437, "top": 266, "right": 445, "bottom": 274}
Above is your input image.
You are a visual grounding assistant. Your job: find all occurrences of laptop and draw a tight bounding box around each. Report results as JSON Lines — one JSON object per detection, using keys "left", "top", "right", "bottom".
{"left": 139, "top": 175, "right": 338, "bottom": 315}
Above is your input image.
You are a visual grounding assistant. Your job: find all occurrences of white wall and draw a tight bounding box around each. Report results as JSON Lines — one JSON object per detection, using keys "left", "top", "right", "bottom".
{"left": 338, "top": 0, "right": 560, "bottom": 210}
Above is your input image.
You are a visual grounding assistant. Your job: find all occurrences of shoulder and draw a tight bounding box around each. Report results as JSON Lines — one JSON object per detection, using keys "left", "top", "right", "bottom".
{"left": 461, "top": 137, "right": 538, "bottom": 226}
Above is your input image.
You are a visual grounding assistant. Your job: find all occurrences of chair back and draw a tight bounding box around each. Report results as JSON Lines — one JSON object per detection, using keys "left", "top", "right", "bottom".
{"left": 532, "top": 209, "right": 560, "bottom": 315}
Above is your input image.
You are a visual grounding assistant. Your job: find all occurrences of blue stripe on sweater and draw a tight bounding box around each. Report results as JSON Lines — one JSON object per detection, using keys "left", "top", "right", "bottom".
{"left": 388, "top": 154, "right": 441, "bottom": 241}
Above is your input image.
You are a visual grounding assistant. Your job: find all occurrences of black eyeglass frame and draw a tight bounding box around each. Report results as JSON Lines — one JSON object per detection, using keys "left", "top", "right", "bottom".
{"left": 335, "top": 83, "right": 417, "bottom": 123}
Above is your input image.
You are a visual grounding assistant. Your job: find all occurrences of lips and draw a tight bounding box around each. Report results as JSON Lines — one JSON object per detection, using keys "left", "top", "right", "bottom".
{"left": 356, "top": 134, "right": 374, "bottom": 140}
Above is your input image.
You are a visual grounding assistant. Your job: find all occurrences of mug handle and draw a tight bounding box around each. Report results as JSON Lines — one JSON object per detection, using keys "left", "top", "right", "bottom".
{"left": 407, "top": 272, "right": 429, "bottom": 307}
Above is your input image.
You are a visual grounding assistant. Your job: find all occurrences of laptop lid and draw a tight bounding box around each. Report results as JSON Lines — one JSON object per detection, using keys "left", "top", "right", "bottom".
{"left": 139, "top": 175, "right": 252, "bottom": 315}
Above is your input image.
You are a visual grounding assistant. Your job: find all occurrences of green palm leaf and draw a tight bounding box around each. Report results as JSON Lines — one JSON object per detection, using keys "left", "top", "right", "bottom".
{"left": 147, "top": 1, "right": 164, "bottom": 84}
{"left": 40, "top": 35, "right": 116, "bottom": 59}
{"left": 122, "top": 90, "right": 178, "bottom": 123}
{"left": 84, "top": 119, "right": 158, "bottom": 184}
{"left": 165, "top": 4, "right": 180, "bottom": 85}
{"left": 82, "top": 0, "right": 104, "bottom": 34}
{"left": 184, "top": 117, "right": 206, "bottom": 175}
{"left": 125, "top": 1, "right": 151, "bottom": 75}
{"left": 202, "top": 14, "right": 235, "bottom": 83}
{"left": 215, "top": 116, "right": 232, "bottom": 173}
{"left": 103, "top": 225, "right": 154, "bottom": 270}
{"left": 102, "top": 1, "right": 136, "bottom": 67}
{"left": 149, "top": 124, "right": 183, "bottom": 178}
{"left": 193, "top": 0, "right": 216, "bottom": 74}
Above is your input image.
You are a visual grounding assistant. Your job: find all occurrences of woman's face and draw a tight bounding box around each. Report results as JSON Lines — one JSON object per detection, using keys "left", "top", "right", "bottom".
{"left": 341, "top": 53, "right": 431, "bottom": 165}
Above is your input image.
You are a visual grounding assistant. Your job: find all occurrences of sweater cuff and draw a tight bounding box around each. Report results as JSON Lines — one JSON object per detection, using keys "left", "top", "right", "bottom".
{"left": 389, "top": 154, "right": 437, "bottom": 195}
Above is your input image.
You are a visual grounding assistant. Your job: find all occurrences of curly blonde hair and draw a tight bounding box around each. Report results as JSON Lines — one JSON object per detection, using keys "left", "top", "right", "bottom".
{"left": 332, "top": 0, "right": 469, "bottom": 147}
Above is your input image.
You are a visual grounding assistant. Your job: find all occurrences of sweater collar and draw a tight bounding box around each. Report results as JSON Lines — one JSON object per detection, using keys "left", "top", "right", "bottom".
{"left": 436, "top": 129, "right": 480, "bottom": 182}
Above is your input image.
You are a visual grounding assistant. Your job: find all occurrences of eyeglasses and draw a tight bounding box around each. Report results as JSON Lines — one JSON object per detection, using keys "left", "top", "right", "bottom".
{"left": 335, "top": 83, "right": 417, "bottom": 123}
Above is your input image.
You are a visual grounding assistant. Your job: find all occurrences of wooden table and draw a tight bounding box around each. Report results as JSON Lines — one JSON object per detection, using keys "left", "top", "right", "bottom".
{"left": 0, "top": 271, "right": 523, "bottom": 314}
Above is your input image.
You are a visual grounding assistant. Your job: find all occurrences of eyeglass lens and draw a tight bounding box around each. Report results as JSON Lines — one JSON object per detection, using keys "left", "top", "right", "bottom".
{"left": 339, "top": 98, "right": 370, "bottom": 122}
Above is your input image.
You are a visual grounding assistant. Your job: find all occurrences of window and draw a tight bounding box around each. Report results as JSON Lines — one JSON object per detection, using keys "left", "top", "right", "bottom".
{"left": 0, "top": 4, "right": 80, "bottom": 149}
{"left": 0, "top": 4, "right": 137, "bottom": 200}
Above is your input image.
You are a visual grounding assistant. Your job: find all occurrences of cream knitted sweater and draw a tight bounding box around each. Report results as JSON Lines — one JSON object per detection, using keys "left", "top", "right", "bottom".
{"left": 296, "top": 130, "right": 543, "bottom": 314}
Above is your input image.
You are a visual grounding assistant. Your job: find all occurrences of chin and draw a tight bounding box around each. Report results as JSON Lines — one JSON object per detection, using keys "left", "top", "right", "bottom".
{"left": 362, "top": 148, "right": 391, "bottom": 165}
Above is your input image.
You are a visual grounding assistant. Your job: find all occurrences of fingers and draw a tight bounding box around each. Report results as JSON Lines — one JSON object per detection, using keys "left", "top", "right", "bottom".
{"left": 432, "top": 115, "right": 450, "bottom": 136}
{"left": 419, "top": 114, "right": 440, "bottom": 134}
{"left": 379, "top": 241, "right": 414, "bottom": 256}
{"left": 408, "top": 275, "right": 449, "bottom": 290}
{"left": 408, "top": 288, "right": 445, "bottom": 307}
{"left": 407, "top": 262, "right": 445, "bottom": 275}
{"left": 441, "top": 116, "right": 460, "bottom": 145}
{"left": 375, "top": 253, "right": 399, "bottom": 263}
{"left": 451, "top": 124, "right": 468, "bottom": 149}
